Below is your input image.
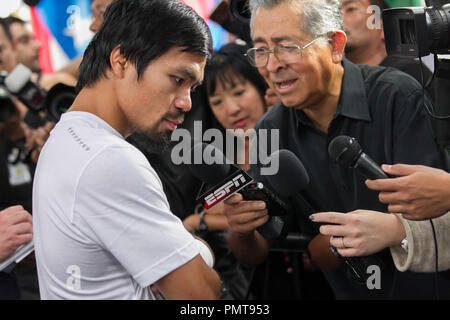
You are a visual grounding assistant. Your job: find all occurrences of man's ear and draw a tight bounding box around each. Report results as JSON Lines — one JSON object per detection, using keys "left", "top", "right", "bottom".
{"left": 109, "top": 45, "right": 128, "bottom": 78}
{"left": 329, "top": 31, "right": 347, "bottom": 64}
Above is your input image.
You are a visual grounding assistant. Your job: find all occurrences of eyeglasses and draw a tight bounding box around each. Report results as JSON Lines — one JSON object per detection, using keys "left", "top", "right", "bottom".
{"left": 245, "top": 37, "right": 324, "bottom": 68}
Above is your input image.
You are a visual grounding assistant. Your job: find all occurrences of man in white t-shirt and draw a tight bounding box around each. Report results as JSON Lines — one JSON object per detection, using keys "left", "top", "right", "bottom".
{"left": 32, "top": 0, "right": 221, "bottom": 300}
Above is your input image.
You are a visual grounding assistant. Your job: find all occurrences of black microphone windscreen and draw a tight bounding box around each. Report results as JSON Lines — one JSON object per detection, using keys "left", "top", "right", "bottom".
{"left": 188, "top": 143, "right": 232, "bottom": 186}
{"left": 328, "top": 135, "right": 362, "bottom": 167}
{"left": 264, "top": 149, "right": 310, "bottom": 197}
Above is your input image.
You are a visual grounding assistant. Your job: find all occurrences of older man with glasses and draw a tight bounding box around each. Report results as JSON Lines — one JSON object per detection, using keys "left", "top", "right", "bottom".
{"left": 223, "top": 0, "right": 449, "bottom": 300}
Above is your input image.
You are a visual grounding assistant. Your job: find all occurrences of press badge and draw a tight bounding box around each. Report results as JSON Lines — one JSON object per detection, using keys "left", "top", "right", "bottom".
{"left": 8, "top": 162, "right": 32, "bottom": 186}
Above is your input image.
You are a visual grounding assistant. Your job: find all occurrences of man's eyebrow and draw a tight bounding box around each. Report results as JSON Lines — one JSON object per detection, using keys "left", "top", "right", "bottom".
{"left": 253, "top": 37, "right": 267, "bottom": 45}
{"left": 253, "top": 35, "right": 298, "bottom": 44}
{"left": 342, "top": 0, "right": 357, "bottom": 6}
{"left": 176, "top": 66, "right": 202, "bottom": 85}
{"left": 271, "top": 36, "right": 298, "bottom": 43}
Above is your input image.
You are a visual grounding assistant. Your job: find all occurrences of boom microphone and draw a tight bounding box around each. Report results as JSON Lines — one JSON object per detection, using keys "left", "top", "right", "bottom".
{"left": 328, "top": 135, "right": 388, "bottom": 179}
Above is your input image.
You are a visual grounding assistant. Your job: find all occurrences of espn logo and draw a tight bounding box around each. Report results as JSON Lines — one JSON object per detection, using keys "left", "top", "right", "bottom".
{"left": 202, "top": 171, "right": 253, "bottom": 210}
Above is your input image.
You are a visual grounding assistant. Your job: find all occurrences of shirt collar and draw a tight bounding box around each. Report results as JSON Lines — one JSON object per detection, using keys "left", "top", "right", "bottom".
{"left": 293, "top": 58, "right": 372, "bottom": 127}
{"left": 336, "top": 58, "right": 371, "bottom": 122}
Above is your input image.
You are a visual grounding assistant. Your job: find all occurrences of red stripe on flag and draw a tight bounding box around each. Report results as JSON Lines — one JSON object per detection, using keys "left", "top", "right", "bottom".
{"left": 30, "top": 7, "right": 54, "bottom": 74}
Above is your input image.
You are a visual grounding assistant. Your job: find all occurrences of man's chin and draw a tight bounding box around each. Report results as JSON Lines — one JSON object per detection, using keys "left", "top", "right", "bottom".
{"left": 279, "top": 96, "right": 301, "bottom": 108}
{"left": 344, "top": 44, "right": 355, "bottom": 55}
{"left": 126, "top": 129, "right": 172, "bottom": 155}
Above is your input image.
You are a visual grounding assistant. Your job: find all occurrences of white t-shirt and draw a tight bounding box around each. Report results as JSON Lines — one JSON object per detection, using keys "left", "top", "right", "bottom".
{"left": 33, "top": 111, "right": 205, "bottom": 300}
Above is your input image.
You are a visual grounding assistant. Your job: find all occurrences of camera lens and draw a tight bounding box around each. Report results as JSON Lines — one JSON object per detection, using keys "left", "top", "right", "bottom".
{"left": 426, "top": 6, "right": 450, "bottom": 53}
{"left": 0, "top": 86, "right": 17, "bottom": 122}
{"left": 230, "top": 0, "right": 250, "bottom": 23}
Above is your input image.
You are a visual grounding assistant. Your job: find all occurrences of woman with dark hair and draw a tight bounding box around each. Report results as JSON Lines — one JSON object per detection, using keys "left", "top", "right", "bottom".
{"left": 201, "top": 41, "right": 268, "bottom": 169}
{"left": 183, "top": 42, "right": 269, "bottom": 230}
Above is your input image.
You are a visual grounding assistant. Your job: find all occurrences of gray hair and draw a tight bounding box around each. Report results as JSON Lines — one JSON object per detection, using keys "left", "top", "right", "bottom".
{"left": 248, "top": 0, "right": 343, "bottom": 42}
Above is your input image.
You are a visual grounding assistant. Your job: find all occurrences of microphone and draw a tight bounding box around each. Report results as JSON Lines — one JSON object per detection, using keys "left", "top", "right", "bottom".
{"left": 188, "top": 143, "right": 310, "bottom": 238}
{"left": 189, "top": 142, "right": 232, "bottom": 186}
{"left": 328, "top": 135, "right": 387, "bottom": 284}
{"left": 328, "top": 135, "right": 388, "bottom": 180}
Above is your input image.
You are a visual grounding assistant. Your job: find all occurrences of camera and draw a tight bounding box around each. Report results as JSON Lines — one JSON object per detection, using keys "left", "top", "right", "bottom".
{"left": 383, "top": 0, "right": 450, "bottom": 57}
{"left": 383, "top": 1, "right": 450, "bottom": 170}
{"left": 0, "top": 64, "right": 76, "bottom": 123}
{"left": 209, "top": 0, "right": 252, "bottom": 43}
{"left": 0, "top": 72, "right": 17, "bottom": 122}
{"left": 229, "top": 0, "right": 250, "bottom": 23}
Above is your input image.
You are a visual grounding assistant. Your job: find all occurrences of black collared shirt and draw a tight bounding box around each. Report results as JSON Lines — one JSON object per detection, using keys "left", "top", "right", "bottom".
{"left": 251, "top": 59, "right": 449, "bottom": 299}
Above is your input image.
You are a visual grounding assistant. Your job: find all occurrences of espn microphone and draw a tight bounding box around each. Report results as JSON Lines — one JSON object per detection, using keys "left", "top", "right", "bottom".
{"left": 328, "top": 135, "right": 388, "bottom": 180}
{"left": 188, "top": 143, "right": 310, "bottom": 238}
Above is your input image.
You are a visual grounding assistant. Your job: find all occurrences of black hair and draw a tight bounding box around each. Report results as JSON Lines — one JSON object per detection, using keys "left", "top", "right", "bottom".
{"left": 195, "top": 41, "right": 268, "bottom": 137}
{"left": 369, "top": 0, "right": 390, "bottom": 10}
{"left": 0, "top": 18, "right": 13, "bottom": 44}
{"left": 77, "top": 0, "right": 213, "bottom": 91}
{"left": 4, "top": 16, "right": 26, "bottom": 29}
{"left": 195, "top": 42, "right": 269, "bottom": 164}
{"left": 203, "top": 42, "right": 268, "bottom": 106}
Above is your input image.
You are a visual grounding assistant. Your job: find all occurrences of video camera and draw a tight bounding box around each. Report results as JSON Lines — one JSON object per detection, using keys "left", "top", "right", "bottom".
{"left": 383, "top": 0, "right": 450, "bottom": 170}
{"left": 383, "top": 0, "right": 450, "bottom": 57}
{"left": 209, "top": 0, "right": 252, "bottom": 44}
{"left": 0, "top": 64, "right": 76, "bottom": 123}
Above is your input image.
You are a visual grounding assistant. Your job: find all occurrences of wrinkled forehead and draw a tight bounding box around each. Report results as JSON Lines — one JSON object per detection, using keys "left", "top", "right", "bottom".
{"left": 341, "top": 0, "right": 371, "bottom": 7}
{"left": 9, "top": 22, "right": 33, "bottom": 38}
{"left": 251, "top": 2, "right": 307, "bottom": 44}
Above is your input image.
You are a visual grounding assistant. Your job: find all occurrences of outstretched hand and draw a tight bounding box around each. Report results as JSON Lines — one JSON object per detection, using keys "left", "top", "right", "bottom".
{"left": 366, "top": 164, "right": 450, "bottom": 220}
{"left": 310, "top": 210, "right": 405, "bottom": 257}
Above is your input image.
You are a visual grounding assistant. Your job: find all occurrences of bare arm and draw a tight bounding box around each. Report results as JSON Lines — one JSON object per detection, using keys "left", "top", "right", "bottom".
{"left": 183, "top": 202, "right": 230, "bottom": 232}
{"left": 307, "top": 234, "right": 341, "bottom": 270}
{"left": 154, "top": 254, "right": 221, "bottom": 300}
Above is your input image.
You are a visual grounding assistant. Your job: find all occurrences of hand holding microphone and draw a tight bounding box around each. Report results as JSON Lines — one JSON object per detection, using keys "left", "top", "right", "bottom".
{"left": 309, "top": 135, "right": 401, "bottom": 283}
{"left": 188, "top": 143, "right": 309, "bottom": 239}
{"left": 366, "top": 164, "right": 450, "bottom": 220}
{"left": 328, "top": 135, "right": 450, "bottom": 220}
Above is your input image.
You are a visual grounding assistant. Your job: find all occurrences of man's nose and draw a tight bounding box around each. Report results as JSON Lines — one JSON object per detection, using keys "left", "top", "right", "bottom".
{"left": 266, "top": 51, "right": 285, "bottom": 73}
{"left": 174, "top": 90, "right": 192, "bottom": 113}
